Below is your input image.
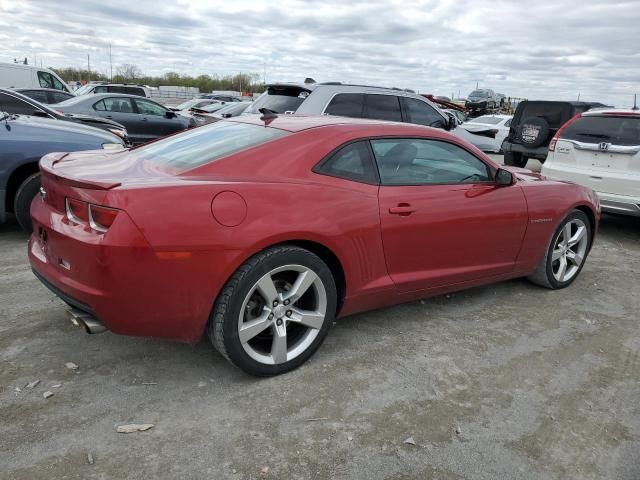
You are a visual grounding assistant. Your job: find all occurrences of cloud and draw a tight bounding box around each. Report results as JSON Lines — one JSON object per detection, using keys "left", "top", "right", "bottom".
{"left": 0, "top": 0, "right": 637, "bottom": 106}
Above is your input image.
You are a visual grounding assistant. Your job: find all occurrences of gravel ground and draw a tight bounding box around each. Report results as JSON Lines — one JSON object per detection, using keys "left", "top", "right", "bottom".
{"left": 1, "top": 156, "right": 639, "bottom": 480}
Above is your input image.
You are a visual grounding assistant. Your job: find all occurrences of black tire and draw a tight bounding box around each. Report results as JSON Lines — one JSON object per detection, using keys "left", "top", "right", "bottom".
{"left": 14, "top": 173, "right": 41, "bottom": 234}
{"left": 527, "top": 210, "right": 592, "bottom": 289}
{"left": 504, "top": 151, "right": 527, "bottom": 168}
{"left": 518, "top": 116, "right": 550, "bottom": 148}
{"left": 208, "top": 245, "right": 337, "bottom": 376}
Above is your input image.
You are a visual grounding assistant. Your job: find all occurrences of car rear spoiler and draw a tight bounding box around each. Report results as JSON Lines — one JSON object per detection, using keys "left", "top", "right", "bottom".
{"left": 40, "top": 152, "right": 121, "bottom": 190}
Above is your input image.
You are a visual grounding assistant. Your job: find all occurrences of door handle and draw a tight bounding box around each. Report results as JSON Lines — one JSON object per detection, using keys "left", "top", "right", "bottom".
{"left": 105, "top": 115, "right": 113, "bottom": 119}
{"left": 141, "top": 117, "right": 148, "bottom": 121}
{"left": 388, "top": 203, "right": 416, "bottom": 216}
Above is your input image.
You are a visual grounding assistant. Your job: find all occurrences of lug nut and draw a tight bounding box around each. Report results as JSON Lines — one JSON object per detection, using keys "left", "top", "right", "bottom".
{"left": 286, "top": 310, "right": 292, "bottom": 317}
{"left": 268, "top": 313, "right": 274, "bottom": 320}
{"left": 283, "top": 299, "right": 290, "bottom": 305}
{"left": 272, "top": 300, "right": 278, "bottom": 307}
{"left": 276, "top": 318, "right": 283, "bottom": 326}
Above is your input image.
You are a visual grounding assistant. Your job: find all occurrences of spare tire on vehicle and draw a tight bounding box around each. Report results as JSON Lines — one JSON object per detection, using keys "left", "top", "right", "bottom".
{"left": 517, "top": 116, "right": 550, "bottom": 148}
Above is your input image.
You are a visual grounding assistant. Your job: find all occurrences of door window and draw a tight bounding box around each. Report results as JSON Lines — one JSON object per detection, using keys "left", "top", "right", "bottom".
{"left": 37, "top": 71, "right": 66, "bottom": 91}
{"left": 0, "top": 92, "right": 38, "bottom": 115}
{"left": 324, "top": 93, "right": 365, "bottom": 118}
{"left": 365, "top": 94, "right": 402, "bottom": 122}
{"left": 403, "top": 98, "right": 446, "bottom": 128}
{"left": 135, "top": 99, "right": 167, "bottom": 116}
{"left": 93, "top": 97, "right": 135, "bottom": 113}
{"left": 22, "top": 90, "right": 48, "bottom": 103}
{"left": 371, "top": 138, "right": 492, "bottom": 185}
{"left": 314, "top": 141, "right": 378, "bottom": 184}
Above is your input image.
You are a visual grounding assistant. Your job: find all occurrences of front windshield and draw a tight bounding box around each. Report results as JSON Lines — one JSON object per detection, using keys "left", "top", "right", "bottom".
{"left": 468, "top": 116, "right": 503, "bottom": 124}
{"left": 469, "top": 90, "right": 489, "bottom": 98}
{"left": 175, "top": 99, "right": 200, "bottom": 110}
{"left": 74, "top": 84, "right": 94, "bottom": 95}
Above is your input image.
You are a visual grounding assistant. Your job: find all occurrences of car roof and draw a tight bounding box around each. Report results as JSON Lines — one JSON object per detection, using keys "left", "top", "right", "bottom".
{"left": 66, "top": 93, "right": 154, "bottom": 101}
{"left": 265, "top": 82, "right": 416, "bottom": 94}
{"left": 582, "top": 108, "right": 640, "bottom": 117}
{"left": 227, "top": 113, "right": 446, "bottom": 135}
{"left": 15, "top": 87, "right": 72, "bottom": 93}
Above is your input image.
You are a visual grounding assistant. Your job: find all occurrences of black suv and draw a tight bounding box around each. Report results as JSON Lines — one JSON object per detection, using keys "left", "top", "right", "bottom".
{"left": 503, "top": 100, "right": 608, "bottom": 167}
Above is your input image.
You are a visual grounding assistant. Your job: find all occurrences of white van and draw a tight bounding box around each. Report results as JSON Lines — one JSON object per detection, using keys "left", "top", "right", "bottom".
{"left": 0, "top": 62, "right": 71, "bottom": 93}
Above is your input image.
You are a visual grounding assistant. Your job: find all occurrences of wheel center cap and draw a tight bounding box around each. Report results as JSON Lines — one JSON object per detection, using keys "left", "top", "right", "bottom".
{"left": 273, "top": 304, "right": 287, "bottom": 318}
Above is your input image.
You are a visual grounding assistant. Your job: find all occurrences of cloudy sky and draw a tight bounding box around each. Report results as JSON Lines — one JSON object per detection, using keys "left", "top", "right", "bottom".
{"left": 1, "top": 0, "right": 637, "bottom": 105}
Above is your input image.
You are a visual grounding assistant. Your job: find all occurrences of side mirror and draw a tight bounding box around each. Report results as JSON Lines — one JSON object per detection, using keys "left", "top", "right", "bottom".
{"left": 446, "top": 114, "right": 457, "bottom": 131}
{"left": 165, "top": 110, "right": 176, "bottom": 119}
{"left": 495, "top": 168, "right": 514, "bottom": 186}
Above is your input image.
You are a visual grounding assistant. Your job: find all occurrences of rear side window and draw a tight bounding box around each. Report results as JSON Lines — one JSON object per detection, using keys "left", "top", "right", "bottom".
{"left": 246, "top": 86, "right": 309, "bottom": 114}
{"left": 130, "top": 121, "right": 288, "bottom": 171}
{"left": 135, "top": 99, "right": 167, "bottom": 116}
{"left": 365, "top": 94, "right": 402, "bottom": 122}
{"left": 51, "top": 91, "right": 73, "bottom": 104}
{"left": 403, "top": 98, "right": 446, "bottom": 128}
{"left": 21, "top": 90, "right": 48, "bottom": 103}
{"left": 562, "top": 116, "right": 640, "bottom": 146}
{"left": 315, "top": 141, "right": 378, "bottom": 184}
{"left": 325, "top": 93, "right": 365, "bottom": 117}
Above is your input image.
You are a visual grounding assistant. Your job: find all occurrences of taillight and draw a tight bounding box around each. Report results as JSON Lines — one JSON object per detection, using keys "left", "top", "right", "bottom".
{"left": 549, "top": 113, "right": 581, "bottom": 152}
{"left": 490, "top": 129, "right": 498, "bottom": 138}
{"left": 89, "top": 204, "right": 119, "bottom": 232}
{"left": 65, "top": 197, "right": 120, "bottom": 233}
{"left": 66, "top": 198, "right": 89, "bottom": 223}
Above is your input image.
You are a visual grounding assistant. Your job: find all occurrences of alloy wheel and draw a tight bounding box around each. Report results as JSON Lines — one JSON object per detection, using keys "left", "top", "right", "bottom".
{"left": 551, "top": 218, "right": 588, "bottom": 282}
{"left": 238, "top": 265, "right": 327, "bottom": 365}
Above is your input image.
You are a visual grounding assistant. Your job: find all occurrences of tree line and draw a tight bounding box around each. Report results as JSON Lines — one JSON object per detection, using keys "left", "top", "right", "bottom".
{"left": 51, "top": 64, "right": 265, "bottom": 94}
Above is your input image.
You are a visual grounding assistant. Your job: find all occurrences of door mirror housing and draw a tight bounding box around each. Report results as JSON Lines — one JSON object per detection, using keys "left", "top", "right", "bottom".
{"left": 446, "top": 113, "right": 457, "bottom": 131}
{"left": 495, "top": 168, "right": 514, "bottom": 186}
{"left": 165, "top": 110, "right": 176, "bottom": 119}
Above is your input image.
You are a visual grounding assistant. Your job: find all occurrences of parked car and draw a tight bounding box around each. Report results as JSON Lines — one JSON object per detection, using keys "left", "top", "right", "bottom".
{"left": 503, "top": 100, "right": 609, "bottom": 167}
{"left": 74, "top": 83, "right": 149, "bottom": 98}
{"left": 542, "top": 108, "right": 640, "bottom": 216}
{"left": 198, "top": 94, "right": 242, "bottom": 102}
{"left": 188, "top": 102, "right": 228, "bottom": 125}
{"left": 15, "top": 87, "right": 75, "bottom": 104}
{"left": 191, "top": 101, "right": 252, "bottom": 125}
{"left": 53, "top": 93, "right": 193, "bottom": 145}
{"left": 169, "top": 98, "right": 220, "bottom": 113}
{"left": 29, "top": 115, "right": 599, "bottom": 376}
{"left": 465, "top": 89, "right": 499, "bottom": 116}
{"left": 0, "top": 62, "right": 71, "bottom": 93}
{"left": 0, "top": 87, "right": 129, "bottom": 142}
{"left": 245, "top": 81, "right": 478, "bottom": 145}
{"left": 0, "top": 113, "right": 124, "bottom": 232}
{"left": 461, "top": 115, "right": 513, "bottom": 153}
{"left": 441, "top": 108, "right": 467, "bottom": 123}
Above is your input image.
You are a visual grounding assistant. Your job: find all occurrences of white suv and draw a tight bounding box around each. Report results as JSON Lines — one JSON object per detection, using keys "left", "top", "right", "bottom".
{"left": 245, "top": 81, "right": 477, "bottom": 144}
{"left": 542, "top": 109, "right": 640, "bottom": 216}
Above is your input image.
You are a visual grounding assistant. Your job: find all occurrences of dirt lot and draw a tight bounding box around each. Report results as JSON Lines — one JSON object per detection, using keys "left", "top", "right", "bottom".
{"left": 1, "top": 157, "right": 639, "bottom": 480}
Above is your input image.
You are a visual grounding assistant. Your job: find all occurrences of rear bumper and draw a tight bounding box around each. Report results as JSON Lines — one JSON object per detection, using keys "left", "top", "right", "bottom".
{"left": 598, "top": 193, "right": 640, "bottom": 216}
{"left": 28, "top": 195, "right": 234, "bottom": 342}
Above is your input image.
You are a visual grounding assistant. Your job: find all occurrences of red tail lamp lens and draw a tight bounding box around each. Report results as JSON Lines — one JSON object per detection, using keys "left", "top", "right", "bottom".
{"left": 66, "top": 198, "right": 89, "bottom": 222}
{"left": 89, "top": 205, "right": 119, "bottom": 232}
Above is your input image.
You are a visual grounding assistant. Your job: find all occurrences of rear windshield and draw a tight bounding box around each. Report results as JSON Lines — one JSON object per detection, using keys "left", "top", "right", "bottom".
{"left": 517, "top": 102, "right": 573, "bottom": 128}
{"left": 130, "top": 121, "right": 288, "bottom": 170}
{"left": 245, "top": 86, "right": 309, "bottom": 114}
{"left": 562, "top": 116, "right": 640, "bottom": 146}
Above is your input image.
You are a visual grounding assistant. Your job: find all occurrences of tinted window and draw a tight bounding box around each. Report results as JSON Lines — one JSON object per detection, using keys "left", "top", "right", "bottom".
{"left": 316, "top": 141, "right": 378, "bottom": 184}
{"left": 94, "top": 97, "right": 135, "bottom": 113}
{"left": 325, "top": 93, "right": 365, "bottom": 117}
{"left": 371, "top": 139, "right": 491, "bottom": 186}
{"left": 135, "top": 99, "right": 167, "bottom": 116}
{"left": 562, "top": 116, "right": 640, "bottom": 146}
{"left": 51, "top": 91, "right": 73, "bottom": 103}
{"left": 20, "top": 90, "right": 48, "bottom": 103}
{"left": 365, "top": 95, "right": 402, "bottom": 122}
{"left": 94, "top": 86, "right": 108, "bottom": 94}
{"left": 404, "top": 98, "right": 446, "bottom": 128}
{"left": 131, "top": 122, "right": 288, "bottom": 171}
{"left": 246, "top": 86, "right": 308, "bottom": 114}
{"left": 0, "top": 92, "right": 39, "bottom": 115}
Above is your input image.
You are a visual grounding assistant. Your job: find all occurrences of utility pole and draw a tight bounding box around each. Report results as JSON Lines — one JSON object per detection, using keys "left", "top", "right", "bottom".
{"left": 109, "top": 44, "right": 113, "bottom": 81}
{"left": 577, "top": 92, "right": 580, "bottom": 101}
{"left": 87, "top": 54, "right": 91, "bottom": 82}
{"left": 476, "top": 81, "right": 479, "bottom": 89}
{"left": 263, "top": 60, "right": 266, "bottom": 86}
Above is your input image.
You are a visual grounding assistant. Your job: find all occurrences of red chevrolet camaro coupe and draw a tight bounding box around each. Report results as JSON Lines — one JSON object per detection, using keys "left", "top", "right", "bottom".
{"left": 29, "top": 115, "right": 600, "bottom": 375}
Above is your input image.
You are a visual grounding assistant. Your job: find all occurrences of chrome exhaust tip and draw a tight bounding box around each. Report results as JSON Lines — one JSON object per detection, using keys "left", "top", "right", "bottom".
{"left": 67, "top": 309, "right": 107, "bottom": 334}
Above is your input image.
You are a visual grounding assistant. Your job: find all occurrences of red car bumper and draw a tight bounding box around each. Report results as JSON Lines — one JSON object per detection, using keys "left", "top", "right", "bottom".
{"left": 28, "top": 196, "right": 236, "bottom": 342}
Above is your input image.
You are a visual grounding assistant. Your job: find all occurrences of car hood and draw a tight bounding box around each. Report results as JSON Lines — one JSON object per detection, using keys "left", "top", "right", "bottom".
{"left": 462, "top": 123, "right": 502, "bottom": 132}
{"left": 10, "top": 115, "right": 123, "bottom": 142}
